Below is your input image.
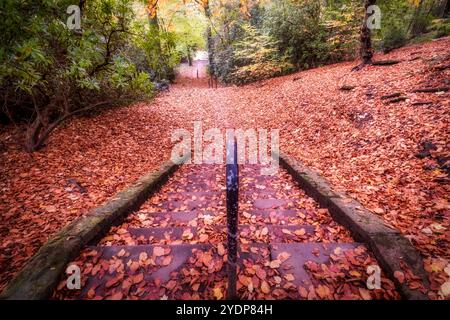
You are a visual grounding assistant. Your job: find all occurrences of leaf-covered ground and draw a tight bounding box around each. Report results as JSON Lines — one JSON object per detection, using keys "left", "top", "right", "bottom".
{"left": 1, "top": 38, "right": 449, "bottom": 298}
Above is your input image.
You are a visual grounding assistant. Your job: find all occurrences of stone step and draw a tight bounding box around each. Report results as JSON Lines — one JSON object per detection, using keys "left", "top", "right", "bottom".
{"left": 124, "top": 224, "right": 316, "bottom": 244}
{"left": 247, "top": 208, "right": 316, "bottom": 219}
{"left": 184, "top": 173, "right": 224, "bottom": 183}
{"left": 77, "top": 243, "right": 269, "bottom": 299}
{"left": 132, "top": 208, "right": 317, "bottom": 229}
{"left": 73, "top": 241, "right": 366, "bottom": 300}
{"left": 239, "top": 225, "right": 316, "bottom": 243}
{"left": 143, "top": 198, "right": 226, "bottom": 212}
{"left": 132, "top": 211, "right": 200, "bottom": 227}
{"left": 128, "top": 226, "right": 198, "bottom": 244}
{"left": 165, "top": 191, "right": 223, "bottom": 199}
{"left": 268, "top": 242, "right": 364, "bottom": 288}
{"left": 171, "top": 184, "right": 224, "bottom": 192}
{"left": 240, "top": 189, "right": 281, "bottom": 198}
{"left": 241, "top": 176, "right": 284, "bottom": 185}
{"left": 250, "top": 198, "right": 301, "bottom": 210}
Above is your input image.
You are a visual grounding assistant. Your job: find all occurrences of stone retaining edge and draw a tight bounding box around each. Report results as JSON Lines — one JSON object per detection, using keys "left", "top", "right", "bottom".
{"left": 279, "top": 153, "right": 430, "bottom": 300}
{"left": 0, "top": 157, "right": 186, "bottom": 300}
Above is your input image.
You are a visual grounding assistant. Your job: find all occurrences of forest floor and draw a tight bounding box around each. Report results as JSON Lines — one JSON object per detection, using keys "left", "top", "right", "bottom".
{"left": 0, "top": 38, "right": 449, "bottom": 298}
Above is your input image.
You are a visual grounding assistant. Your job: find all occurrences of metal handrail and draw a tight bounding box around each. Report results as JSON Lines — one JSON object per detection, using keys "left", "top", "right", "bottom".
{"left": 226, "top": 138, "right": 239, "bottom": 299}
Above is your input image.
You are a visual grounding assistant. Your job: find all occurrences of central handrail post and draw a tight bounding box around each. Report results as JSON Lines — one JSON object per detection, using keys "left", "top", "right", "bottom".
{"left": 226, "top": 138, "right": 239, "bottom": 299}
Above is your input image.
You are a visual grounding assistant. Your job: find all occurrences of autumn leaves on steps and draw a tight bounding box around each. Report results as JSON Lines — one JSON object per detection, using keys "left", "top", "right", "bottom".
{"left": 53, "top": 164, "right": 400, "bottom": 300}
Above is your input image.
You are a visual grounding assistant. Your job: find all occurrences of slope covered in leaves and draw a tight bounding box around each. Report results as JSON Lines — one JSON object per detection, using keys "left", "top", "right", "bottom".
{"left": 224, "top": 38, "right": 450, "bottom": 299}
{"left": 0, "top": 38, "right": 449, "bottom": 298}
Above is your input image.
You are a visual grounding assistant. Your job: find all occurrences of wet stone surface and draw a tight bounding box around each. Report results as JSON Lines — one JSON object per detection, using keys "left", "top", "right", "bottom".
{"left": 53, "top": 164, "right": 399, "bottom": 300}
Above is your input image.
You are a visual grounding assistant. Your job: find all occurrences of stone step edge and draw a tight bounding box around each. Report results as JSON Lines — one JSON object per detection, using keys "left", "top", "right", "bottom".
{"left": 278, "top": 152, "right": 430, "bottom": 300}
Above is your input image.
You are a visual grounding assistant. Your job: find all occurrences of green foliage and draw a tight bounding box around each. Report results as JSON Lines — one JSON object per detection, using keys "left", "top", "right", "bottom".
{"left": 223, "top": 24, "right": 293, "bottom": 84}
{"left": 263, "top": 0, "right": 331, "bottom": 68}
{"left": 211, "top": 0, "right": 363, "bottom": 84}
{"left": 321, "top": 0, "right": 362, "bottom": 62}
{"left": 434, "top": 19, "right": 450, "bottom": 37}
{"left": 0, "top": 0, "right": 177, "bottom": 150}
{"left": 375, "top": 0, "right": 412, "bottom": 51}
{"left": 208, "top": 0, "right": 446, "bottom": 85}
{"left": 161, "top": 2, "right": 207, "bottom": 64}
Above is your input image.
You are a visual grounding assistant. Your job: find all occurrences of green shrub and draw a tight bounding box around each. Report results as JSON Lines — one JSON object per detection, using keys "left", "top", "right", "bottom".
{"left": 214, "top": 24, "right": 293, "bottom": 85}
{"left": 0, "top": 0, "right": 171, "bottom": 151}
{"left": 381, "top": 25, "right": 408, "bottom": 52}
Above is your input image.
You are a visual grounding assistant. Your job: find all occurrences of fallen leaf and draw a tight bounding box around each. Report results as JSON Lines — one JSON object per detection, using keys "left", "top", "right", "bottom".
{"left": 129, "top": 261, "right": 140, "bottom": 272}
{"left": 261, "top": 281, "right": 271, "bottom": 294}
{"left": 153, "top": 246, "right": 166, "bottom": 257}
{"left": 316, "top": 285, "right": 331, "bottom": 299}
{"left": 394, "top": 270, "right": 405, "bottom": 284}
{"left": 269, "top": 260, "right": 281, "bottom": 269}
{"left": 213, "top": 287, "right": 223, "bottom": 300}
{"left": 358, "top": 287, "right": 372, "bottom": 300}
{"left": 161, "top": 255, "right": 172, "bottom": 266}
{"left": 132, "top": 273, "right": 144, "bottom": 284}
{"left": 284, "top": 274, "right": 295, "bottom": 282}
{"left": 217, "top": 243, "right": 226, "bottom": 256}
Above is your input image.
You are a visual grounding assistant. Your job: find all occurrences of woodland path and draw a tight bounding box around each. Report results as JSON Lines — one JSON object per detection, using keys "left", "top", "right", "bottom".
{"left": 50, "top": 57, "right": 406, "bottom": 300}
{"left": 1, "top": 40, "right": 448, "bottom": 299}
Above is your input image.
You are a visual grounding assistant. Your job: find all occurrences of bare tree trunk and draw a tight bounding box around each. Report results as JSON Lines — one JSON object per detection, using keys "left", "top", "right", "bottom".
{"left": 187, "top": 46, "right": 193, "bottom": 66}
{"left": 432, "top": 0, "right": 449, "bottom": 17}
{"left": 204, "top": 3, "right": 214, "bottom": 77}
{"left": 360, "top": 0, "right": 376, "bottom": 65}
{"left": 202, "top": 1, "right": 218, "bottom": 88}
{"left": 25, "top": 117, "right": 44, "bottom": 152}
{"left": 25, "top": 100, "right": 111, "bottom": 152}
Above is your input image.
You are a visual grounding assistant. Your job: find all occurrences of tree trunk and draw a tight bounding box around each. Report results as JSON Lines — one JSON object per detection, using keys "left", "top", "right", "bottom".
{"left": 432, "top": 0, "right": 449, "bottom": 17}
{"left": 148, "top": 0, "right": 166, "bottom": 80}
{"left": 25, "top": 117, "right": 44, "bottom": 152}
{"left": 204, "top": 3, "right": 215, "bottom": 78}
{"left": 187, "top": 46, "right": 193, "bottom": 66}
{"left": 360, "top": 0, "right": 376, "bottom": 65}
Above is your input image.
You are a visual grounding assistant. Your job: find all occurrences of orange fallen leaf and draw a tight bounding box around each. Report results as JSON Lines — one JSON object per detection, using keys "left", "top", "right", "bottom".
{"left": 153, "top": 246, "right": 166, "bottom": 257}
{"left": 261, "top": 281, "right": 271, "bottom": 294}
{"left": 277, "top": 252, "right": 291, "bottom": 262}
{"left": 269, "top": 260, "right": 281, "bottom": 268}
{"left": 132, "top": 273, "right": 144, "bottom": 284}
{"left": 161, "top": 255, "right": 173, "bottom": 266}
{"left": 316, "top": 284, "right": 331, "bottom": 299}
{"left": 107, "top": 291, "right": 123, "bottom": 300}
{"left": 213, "top": 287, "right": 223, "bottom": 300}
{"left": 129, "top": 261, "right": 140, "bottom": 272}
{"left": 139, "top": 252, "right": 148, "bottom": 261}
{"left": 394, "top": 270, "right": 405, "bottom": 284}
{"left": 284, "top": 274, "right": 295, "bottom": 282}
{"left": 105, "top": 274, "right": 123, "bottom": 288}
{"left": 358, "top": 287, "right": 372, "bottom": 300}
{"left": 217, "top": 243, "right": 226, "bottom": 256}
{"left": 299, "top": 286, "right": 308, "bottom": 299}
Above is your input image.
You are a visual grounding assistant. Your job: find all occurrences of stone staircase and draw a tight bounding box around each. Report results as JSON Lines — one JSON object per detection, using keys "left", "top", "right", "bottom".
{"left": 54, "top": 163, "right": 381, "bottom": 300}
